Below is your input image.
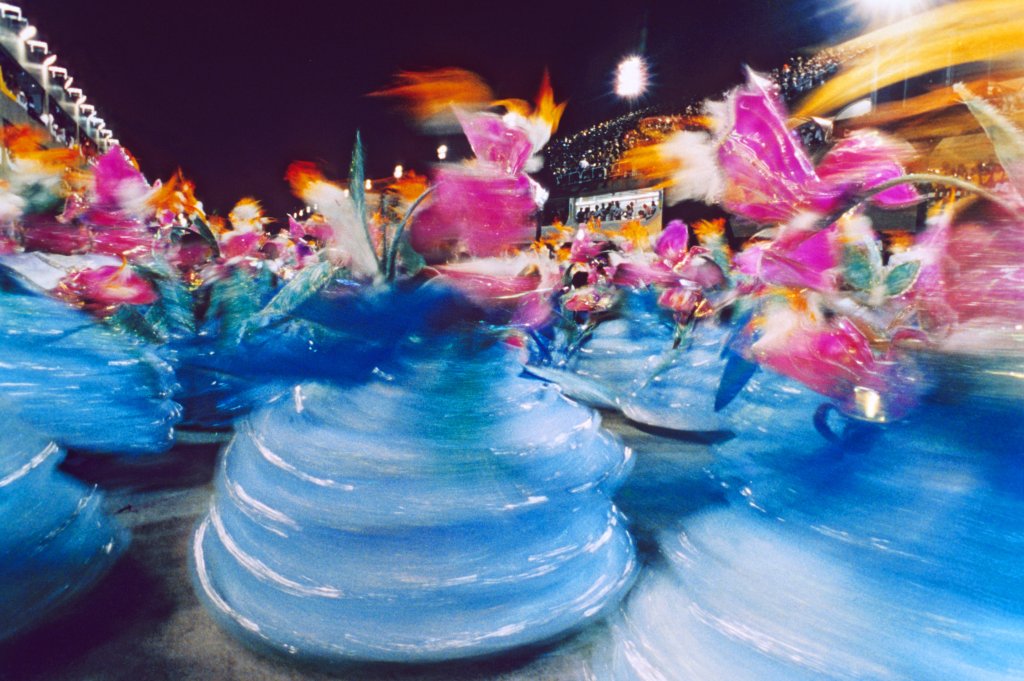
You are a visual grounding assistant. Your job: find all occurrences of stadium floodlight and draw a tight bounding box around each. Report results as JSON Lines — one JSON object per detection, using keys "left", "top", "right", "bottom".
{"left": 615, "top": 55, "right": 648, "bottom": 99}
{"left": 856, "top": 0, "right": 932, "bottom": 23}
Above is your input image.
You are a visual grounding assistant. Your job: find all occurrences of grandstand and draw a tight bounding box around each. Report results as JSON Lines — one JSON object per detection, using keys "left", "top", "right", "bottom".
{"left": 0, "top": 3, "right": 115, "bottom": 151}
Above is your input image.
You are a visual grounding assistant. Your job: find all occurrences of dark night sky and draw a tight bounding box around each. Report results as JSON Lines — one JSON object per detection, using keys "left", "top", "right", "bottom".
{"left": 22, "top": 0, "right": 858, "bottom": 216}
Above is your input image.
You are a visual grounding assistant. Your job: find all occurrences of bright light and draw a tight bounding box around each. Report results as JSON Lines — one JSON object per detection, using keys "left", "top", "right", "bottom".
{"left": 393, "top": 164, "right": 403, "bottom": 179}
{"left": 855, "top": 0, "right": 932, "bottom": 23}
{"left": 436, "top": 144, "right": 448, "bottom": 160}
{"left": 364, "top": 179, "right": 372, "bottom": 191}
{"left": 41, "top": 53, "right": 57, "bottom": 67}
{"left": 17, "top": 24, "right": 35, "bottom": 41}
{"left": 615, "top": 55, "right": 648, "bottom": 99}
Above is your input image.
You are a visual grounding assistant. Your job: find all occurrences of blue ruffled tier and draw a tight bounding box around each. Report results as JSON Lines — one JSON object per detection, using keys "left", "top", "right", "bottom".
{"left": 531, "top": 293, "right": 729, "bottom": 431}
{"left": 0, "top": 415, "right": 126, "bottom": 641}
{"left": 0, "top": 286, "right": 180, "bottom": 454}
{"left": 589, "top": 370, "right": 1024, "bottom": 680}
{"left": 192, "top": 341, "right": 638, "bottom": 663}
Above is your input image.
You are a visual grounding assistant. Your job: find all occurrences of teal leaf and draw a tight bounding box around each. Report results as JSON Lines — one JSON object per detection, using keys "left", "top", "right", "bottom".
{"left": 714, "top": 349, "right": 758, "bottom": 412}
{"left": 255, "top": 259, "right": 335, "bottom": 322}
{"left": 843, "top": 243, "right": 875, "bottom": 291}
{"left": 107, "top": 304, "right": 162, "bottom": 343}
{"left": 348, "top": 131, "right": 379, "bottom": 273}
{"left": 191, "top": 217, "right": 221, "bottom": 258}
{"left": 133, "top": 259, "right": 196, "bottom": 335}
{"left": 884, "top": 260, "right": 920, "bottom": 298}
{"left": 349, "top": 131, "right": 366, "bottom": 222}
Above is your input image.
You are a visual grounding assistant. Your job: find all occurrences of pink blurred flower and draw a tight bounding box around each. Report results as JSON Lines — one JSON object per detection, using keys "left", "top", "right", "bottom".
{"left": 21, "top": 220, "right": 92, "bottom": 255}
{"left": 654, "top": 220, "right": 690, "bottom": 262}
{"left": 56, "top": 264, "right": 158, "bottom": 313}
{"left": 717, "top": 71, "right": 918, "bottom": 224}
{"left": 734, "top": 222, "right": 840, "bottom": 291}
{"left": 411, "top": 111, "right": 542, "bottom": 263}
{"left": 219, "top": 231, "right": 262, "bottom": 260}
{"left": 411, "top": 168, "right": 537, "bottom": 261}
{"left": 431, "top": 255, "right": 558, "bottom": 329}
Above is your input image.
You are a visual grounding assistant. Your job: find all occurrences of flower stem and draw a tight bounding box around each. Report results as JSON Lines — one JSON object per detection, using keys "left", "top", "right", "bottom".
{"left": 861, "top": 173, "right": 1015, "bottom": 212}
{"left": 385, "top": 186, "right": 435, "bottom": 281}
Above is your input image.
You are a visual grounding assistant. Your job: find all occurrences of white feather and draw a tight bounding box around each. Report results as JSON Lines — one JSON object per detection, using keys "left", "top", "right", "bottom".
{"left": 302, "top": 181, "right": 379, "bottom": 279}
{"left": 660, "top": 130, "right": 725, "bottom": 206}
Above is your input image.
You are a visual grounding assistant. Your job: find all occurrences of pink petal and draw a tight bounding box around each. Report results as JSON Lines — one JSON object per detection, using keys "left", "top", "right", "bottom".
{"left": 654, "top": 220, "right": 690, "bottom": 262}
{"left": 457, "top": 110, "right": 533, "bottom": 176}
{"left": 411, "top": 167, "right": 536, "bottom": 261}
{"left": 815, "top": 131, "right": 919, "bottom": 208}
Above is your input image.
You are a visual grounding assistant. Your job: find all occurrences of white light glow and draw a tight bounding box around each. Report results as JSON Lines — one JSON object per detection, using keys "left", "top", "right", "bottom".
{"left": 364, "top": 179, "right": 372, "bottom": 191}
{"left": 17, "top": 24, "right": 35, "bottom": 41}
{"left": 856, "top": 0, "right": 932, "bottom": 23}
{"left": 41, "top": 53, "right": 57, "bottom": 67}
{"left": 615, "top": 55, "right": 648, "bottom": 99}
{"left": 436, "top": 144, "right": 448, "bottom": 160}
{"left": 393, "top": 164, "right": 403, "bottom": 179}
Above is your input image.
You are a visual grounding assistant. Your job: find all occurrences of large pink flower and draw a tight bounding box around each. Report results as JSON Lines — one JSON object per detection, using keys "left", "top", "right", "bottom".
{"left": 411, "top": 111, "right": 541, "bottom": 263}
{"left": 718, "top": 71, "right": 918, "bottom": 224}
{"left": 734, "top": 222, "right": 840, "bottom": 291}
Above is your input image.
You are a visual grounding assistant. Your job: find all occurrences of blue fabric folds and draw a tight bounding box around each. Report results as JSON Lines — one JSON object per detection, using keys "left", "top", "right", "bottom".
{"left": 0, "top": 278, "right": 180, "bottom": 454}
{"left": 589, "top": 370, "right": 1024, "bottom": 680}
{"left": 0, "top": 415, "right": 126, "bottom": 641}
{"left": 192, "top": 331, "right": 638, "bottom": 663}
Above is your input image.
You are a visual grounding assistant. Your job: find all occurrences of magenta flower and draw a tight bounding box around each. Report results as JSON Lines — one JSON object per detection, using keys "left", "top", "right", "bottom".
{"left": 21, "top": 220, "right": 92, "bottom": 255}
{"left": 653, "top": 219, "right": 691, "bottom": 262}
{"left": 411, "top": 111, "right": 541, "bottom": 262}
{"left": 430, "top": 255, "right": 558, "bottom": 329}
{"left": 411, "top": 168, "right": 538, "bottom": 261}
{"left": 219, "top": 231, "right": 263, "bottom": 260}
{"left": 734, "top": 222, "right": 840, "bottom": 292}
{"left": 458, "top": 110, "right": 533, "bottom": 176}
{"left": 56, "top": 264, "right": 158, "bottom": 313}
{"left": 751, "top": 300, "right": 904, "bottom": 416}
{"left": 717, "top": 71, "right": 918, "bottom": 224}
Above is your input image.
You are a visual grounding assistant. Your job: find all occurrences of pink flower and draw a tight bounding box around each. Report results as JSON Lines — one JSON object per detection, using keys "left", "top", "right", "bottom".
{"left": 56, "top": 264, "right": 158, "bottom": 313}
{"left": 431, "top": 255, "right": 558, "bottom": 329}
{"left": 21, "top": 220, "right": 92, "bottom": 255}
{"left": 654, "top": 220, "right": 690, "bottom": 262}
{"left": 411, "top": 168, "right": 537, "bottom": 261}
{"left": 219, "top": 231, "right": 262, "bottom": 260}
{"left": 717, "top": 71, "right": 918, "bottom": 224}
{"left": 734, "top": 222, "right": 840, "bottom": 291}
{"left": 458, "top": 110, "right": 533, "bottom": 176}
{"left": 411, "top": 111, "right": 542, "bottom": 263}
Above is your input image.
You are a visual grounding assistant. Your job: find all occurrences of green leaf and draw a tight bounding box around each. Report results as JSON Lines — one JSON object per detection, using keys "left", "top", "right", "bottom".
{"left": 347, "top": 130, "right": 380, "bottom": 273}
{"left": 207, "top": 267, "right": 263, "bottom": 340}
{"left": 884, "top": 260, "right": 920, "bottom": 298}
{"left": 106, "top": 304, "right": 163, "bottom": 343}
{"left": 255, "top": 259, "right": 335, "bottom": 322}
{"left": 133, "top": 260, "right": 196, "bottom": 335}
{"left": 843, "top": 243, "right": 875, "bottom": 291}
{"left": 349, "top": 131, "right": 366, "bottom": 223}
{"left": 191, "top": 217, "right": 221, "bottom": 258}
